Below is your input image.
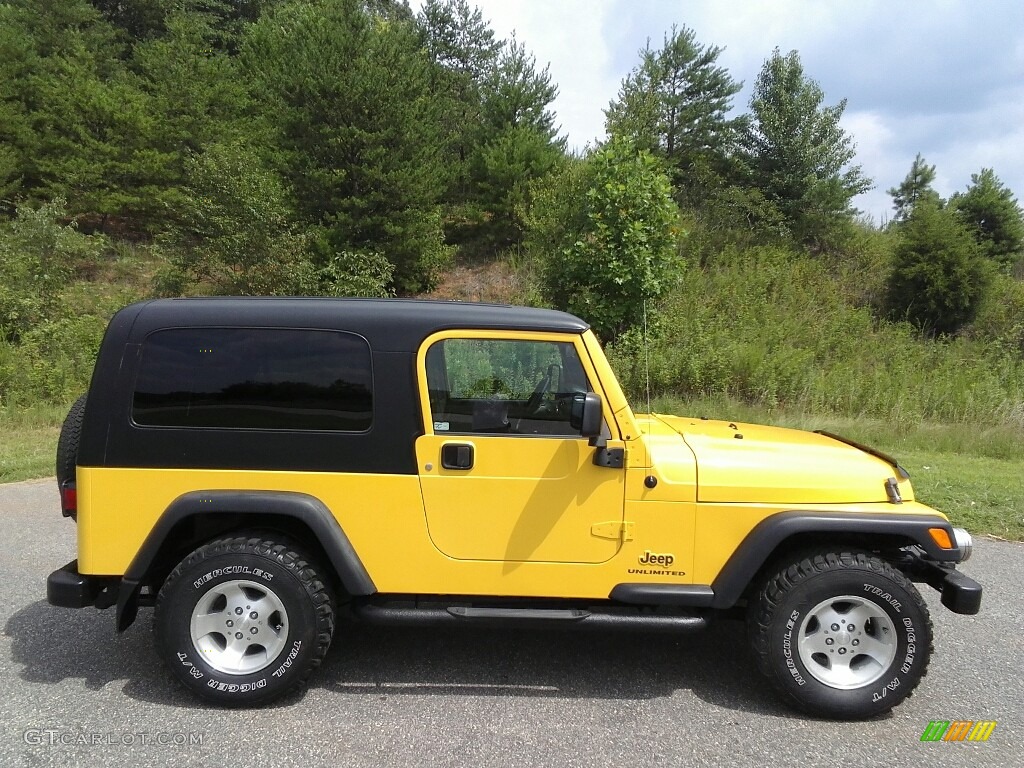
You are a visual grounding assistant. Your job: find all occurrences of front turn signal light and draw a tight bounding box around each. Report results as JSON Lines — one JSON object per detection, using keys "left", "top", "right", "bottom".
{"left": 928, "top": 527, "right": 953, "bottom": 550}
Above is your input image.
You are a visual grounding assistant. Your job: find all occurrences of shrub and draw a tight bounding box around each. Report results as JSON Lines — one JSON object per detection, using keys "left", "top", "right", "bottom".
{"left": 297, "top": 233, "right": 394, "bottom": 298}
{"left": 0, "top": 200, "right": 105, "bottom": 343}
{"left": 11, "top": 314, "right": 107, "bottom": 404}
{"left": 971, "top": 274, "right": 1024, "bottom": 357}
{"left": 884, "top": 200, "right": 990, "bottom": 336}
{"left": 157, "top": 142, "right": 310, "bottom": 296}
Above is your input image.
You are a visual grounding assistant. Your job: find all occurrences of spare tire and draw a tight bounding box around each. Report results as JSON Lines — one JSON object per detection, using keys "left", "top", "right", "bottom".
{"left": 56, "top": 394, "right": 87, "bottom": 487}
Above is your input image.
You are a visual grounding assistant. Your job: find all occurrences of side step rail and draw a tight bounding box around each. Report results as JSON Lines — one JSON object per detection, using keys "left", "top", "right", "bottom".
{"left": 352, "top": 602, "right": 708, "bottom": 633}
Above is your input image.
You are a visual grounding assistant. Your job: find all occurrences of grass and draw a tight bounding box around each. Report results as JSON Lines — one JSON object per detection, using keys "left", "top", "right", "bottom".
{"left": 0, "top": 404, "right": 66, "bottom": 484}
{"left": 898, "top": 450, "right": 1024, "bottom": 541}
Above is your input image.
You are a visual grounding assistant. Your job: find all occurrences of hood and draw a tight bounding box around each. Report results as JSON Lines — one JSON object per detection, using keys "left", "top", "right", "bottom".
{"left": 650, "top": 415, "right": 911, "bottom": 505}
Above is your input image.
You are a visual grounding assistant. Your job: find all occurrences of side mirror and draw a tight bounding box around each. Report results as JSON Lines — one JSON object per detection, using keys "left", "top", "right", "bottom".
{"left": 570, "top": 392, "right": 602, "bottom": 438}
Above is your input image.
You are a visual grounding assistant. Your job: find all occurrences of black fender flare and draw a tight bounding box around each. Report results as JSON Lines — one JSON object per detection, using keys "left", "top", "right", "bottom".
{"left": 709, "top": 511, "right": 959, "bottom": 608}
{"left": 115, "top": 490, "right": 375, "bottom": 631}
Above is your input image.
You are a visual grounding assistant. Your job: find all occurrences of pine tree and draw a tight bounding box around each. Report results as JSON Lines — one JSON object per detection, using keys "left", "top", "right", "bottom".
{"left": 417, "top": 0, "right": 502, "bottom": 202}
{"left": 888, "top": 153, "right": 941, "bottom": 223}
{"left": 886, "top": 199, "right": 989, "bottom": 336}
{"left": 418, "top": 0, "right": 500, "bottom": 88}
{"left": 740, "top": 48, "right": 871, "bottom": 249}
{"left": 91, "top": 1, "right": 287, "bottom": 50}
{"left": 90, "top": 0, "right": 168, "bottom": 41}
{"left": 242, "top": 0, "right": 450, "bottom": 292}
{"left": 950, "top": 168, "right": 1024, "bottom": 268}
{"left": 0, "top": 0, "right": 130, "bottom": 216}
{"left": 470, "top": 37, "right": 565, "bottom": 248}
{"left": 605, "top": 24, "right": 743, "bottom": 198}
{"left": 0, "top": 12, "right": 37, "bottom": 209}
{"left": 28, "top": 6, "right": 251, "bottom": 231}
{"left": 126, "top": 9, "right": 252, "bottom": 222}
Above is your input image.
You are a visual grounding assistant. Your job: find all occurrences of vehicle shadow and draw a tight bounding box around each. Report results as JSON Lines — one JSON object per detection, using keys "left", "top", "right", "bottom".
{"left": 3, "top": 600, "right": 201, "bottom": 708}
{"left": 5, "top": 599, "right": 817, "bottom": 718}
{"left": 316, "top": 618, "right": 786, "bottom": 715}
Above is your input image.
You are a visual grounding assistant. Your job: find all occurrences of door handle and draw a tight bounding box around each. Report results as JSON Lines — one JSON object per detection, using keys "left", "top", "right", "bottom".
{"left": 441, "top": 443, "right": 474, "bottom": 470}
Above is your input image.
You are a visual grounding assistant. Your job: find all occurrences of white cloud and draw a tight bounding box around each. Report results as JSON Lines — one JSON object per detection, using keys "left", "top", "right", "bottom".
{"left": 840, "top": 110, "right": 896, "bottom": 223}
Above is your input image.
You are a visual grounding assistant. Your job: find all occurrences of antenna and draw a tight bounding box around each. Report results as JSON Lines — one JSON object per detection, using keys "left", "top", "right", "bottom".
{"left": 643, "top": 298, "right": 652, "bottom": 416}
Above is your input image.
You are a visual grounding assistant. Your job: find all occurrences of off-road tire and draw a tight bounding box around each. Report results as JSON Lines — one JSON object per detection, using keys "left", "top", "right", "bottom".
{"left": 748, "top": 550, "right": 933, "bottom": 720}
{"left": 154, "top": 535, "right": 335, "bottom": 706}
{"left": 56, "top": 394, "right": 87, "bottom": 488}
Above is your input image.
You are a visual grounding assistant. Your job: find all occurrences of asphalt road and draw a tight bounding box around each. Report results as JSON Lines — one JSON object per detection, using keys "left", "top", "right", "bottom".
{"left": 1, "top": 477, "right": 1020, "bottom": 768}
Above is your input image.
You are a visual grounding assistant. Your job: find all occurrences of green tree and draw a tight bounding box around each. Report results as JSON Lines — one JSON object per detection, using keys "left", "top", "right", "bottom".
{"left": 740, "top": 49, "right": 871, "bottom": 249}
{"left": 470, "top": 38, "right": 565, "bottom": 248}
{"left": 0, "top": 0, "right": 131, "bottom": 215}
{"left": 418, "top": 0, "right": 500, "bottom": 86}
{"left": 157, "top": 142, "right": 310, "bottom": 297}
{"left": 160, "top": 141, "right": 394, "bottom": 299}
{"left": 243, "top": 0, "right": 450, "bottom": 292}
{"left": 1, "top": 1, "right": 263, "bottom": 230}
{"left": 125, "top": 9, "right": 252, "bottom": 221}
{"left": 950, "top": 168, "right": 1024, "bottom": 268}
{"left": 605, "top": 25, "right": 743, "bottom": 199}
{"left": 32, "top": 72, "right": 153, "bottom": 226}
{"left": 885, "top": 199, "right": 989, "bottom": 336}
{"left": 477, "top": 38, "right": 561, "bottom": 139}
{"left": 529, "top": 138, "right": 681, "bottom": 340}
{"left": 888, "top": 153, "right": 941, "bottom": 224}
{"left": 91, "top": 1, "right": 286, "bottom": 50}
{"left": 0, "top": 8, "right": 39, "bottom": 209}
{"left": 27, "top": 7, "right": 251, "bottom": 232}
{"left": 90, "top": 0, "right": 168, "bottom": 41}
{"left": 417, "top": 0, "right": 501, "bottom": 202}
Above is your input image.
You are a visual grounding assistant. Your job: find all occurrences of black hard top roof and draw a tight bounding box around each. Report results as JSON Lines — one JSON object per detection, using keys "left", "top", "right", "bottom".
{"left": 117, "top": 297, "right": 589, "bottom": 353}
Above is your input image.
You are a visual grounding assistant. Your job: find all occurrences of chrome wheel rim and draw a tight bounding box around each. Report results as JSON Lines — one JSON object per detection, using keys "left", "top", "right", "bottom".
{"left": 190, "top": 579, "right": 289, "bottom": 675}
{"left": 797, "top": 595, "right": 898, "bottom": 690}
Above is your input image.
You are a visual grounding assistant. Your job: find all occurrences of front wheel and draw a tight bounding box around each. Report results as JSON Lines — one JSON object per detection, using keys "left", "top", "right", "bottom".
{"left": 154, "top": 536, "right": 335, "bottom": 706}
{"left": 748, "top": 550, "right": 933, "bottom": 719}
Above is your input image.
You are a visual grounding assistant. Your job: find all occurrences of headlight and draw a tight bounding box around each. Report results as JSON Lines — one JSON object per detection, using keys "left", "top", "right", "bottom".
{"left": 952, "top": 527, "right": 973, "bottom": 562}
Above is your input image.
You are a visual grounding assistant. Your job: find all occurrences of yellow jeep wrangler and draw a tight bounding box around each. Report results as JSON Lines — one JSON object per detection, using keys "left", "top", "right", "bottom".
{"left": 48, "top": 298, "right": 980, "bottom": 718}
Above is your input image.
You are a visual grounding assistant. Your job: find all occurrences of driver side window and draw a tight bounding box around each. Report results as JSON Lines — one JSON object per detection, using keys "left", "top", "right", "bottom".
{"left": 426, "top": 338, "right": 590, "bottom": 436}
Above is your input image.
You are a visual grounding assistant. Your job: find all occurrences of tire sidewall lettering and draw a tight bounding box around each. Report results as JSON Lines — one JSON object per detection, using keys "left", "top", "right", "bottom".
{"left": 271, "top": 640, "right": 303, "bottom": 679}
{"left": 862, "top": 582, "right": 902, "bottom": 613}
{"left": 193, "top": 566, "right": 274, "bottom": 591}
{"left": 781, "top": 610, "right": 806, "bottom": 686}
{"left": 205, "top": 676, "right": 269, "bottom": 693}
{"left": 176, "top": 651, "right": 205, "bottom": 680}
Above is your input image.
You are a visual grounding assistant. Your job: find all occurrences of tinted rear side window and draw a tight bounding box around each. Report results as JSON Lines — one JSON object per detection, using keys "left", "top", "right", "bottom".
{"left": 133, "top": 328, "right": 372, "bottom": 431}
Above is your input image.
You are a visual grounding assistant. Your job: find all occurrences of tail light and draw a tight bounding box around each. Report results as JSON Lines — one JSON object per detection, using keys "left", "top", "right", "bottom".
{"left": 60, "top": 482, "right": 77, "bottom": 519}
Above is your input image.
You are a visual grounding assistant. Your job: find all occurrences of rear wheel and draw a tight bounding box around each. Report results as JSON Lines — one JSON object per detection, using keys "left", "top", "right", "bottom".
{"left": 56, "top": 394, "right": 87, "bottom": 487}
{"left": 748, "top": 550, "right": 932, "bottom": 719}
{"left": 154, "top": 535, "right": 335, "bottom": 706}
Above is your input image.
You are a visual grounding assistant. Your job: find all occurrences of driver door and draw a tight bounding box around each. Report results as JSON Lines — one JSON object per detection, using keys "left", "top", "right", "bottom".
{"left": 415, "top": 332, "right": 625, "bottom": 564}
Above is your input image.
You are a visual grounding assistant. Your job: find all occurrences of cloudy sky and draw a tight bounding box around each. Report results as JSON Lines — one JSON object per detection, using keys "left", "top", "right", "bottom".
{"left": 412, "top": 0, "right": 1024, "bottom": 225}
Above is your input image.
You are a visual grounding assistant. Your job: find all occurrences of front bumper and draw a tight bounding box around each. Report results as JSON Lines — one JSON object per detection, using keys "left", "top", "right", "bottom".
{"left": 935, "top": 568, "right": 984, "bottom": 614}
{"left": 900, "top": 552, "right": 983, "bottom": 615}
{"left": 47, "top": 560, "right": 119, "bottom": 609}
